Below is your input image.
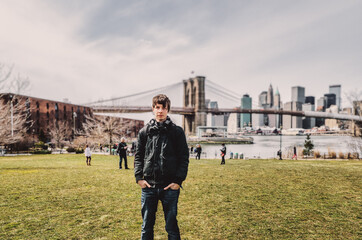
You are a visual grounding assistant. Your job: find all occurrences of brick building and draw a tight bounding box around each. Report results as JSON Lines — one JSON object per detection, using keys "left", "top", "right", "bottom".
{"left": 0, "top": 93, "right": 144, "bottom": 143}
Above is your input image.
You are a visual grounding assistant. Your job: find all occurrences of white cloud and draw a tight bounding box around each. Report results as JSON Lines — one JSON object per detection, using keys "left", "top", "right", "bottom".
{"left": 0, "top": 0, "right": 361, "bottom": 112}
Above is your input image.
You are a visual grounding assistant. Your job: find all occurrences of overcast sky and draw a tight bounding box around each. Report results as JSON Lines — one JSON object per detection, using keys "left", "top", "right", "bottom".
{"left": 1, "top": 0, "right": 361, "bottom": 111}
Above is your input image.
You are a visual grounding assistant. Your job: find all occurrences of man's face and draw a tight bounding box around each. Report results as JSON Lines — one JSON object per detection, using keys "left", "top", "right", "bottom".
{"left": 152, "top": 103, "right": 168, "bottom": 122}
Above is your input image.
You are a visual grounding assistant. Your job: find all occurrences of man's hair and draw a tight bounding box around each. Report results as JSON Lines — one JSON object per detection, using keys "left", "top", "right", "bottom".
{"left": 152, "top": 94, "right": 171, "bottom": 111}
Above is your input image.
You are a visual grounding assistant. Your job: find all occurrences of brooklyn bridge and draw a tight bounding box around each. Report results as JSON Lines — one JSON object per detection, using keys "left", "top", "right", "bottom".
{"left": 85, "top": 76, "right": 362, "bottom": 135}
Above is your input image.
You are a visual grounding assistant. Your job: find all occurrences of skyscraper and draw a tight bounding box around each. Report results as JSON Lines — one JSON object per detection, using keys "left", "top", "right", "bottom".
{"left": 302, "top": 103, "right": 316, "bottom": 129}
{"left": 292, "top": 86, "right": 305, "bottom": 103}
{"left": 208, "top": 101, "right": 228, "bottom": 126}
{"left": 305, "top": 96, "right": 315, "bottom": 105}
{"left": 259, "top": 91, "right": 268, "bottom": 107}
{"left": 240, "top": 94, "right": 252, "bottom": 128}
{"left": 258, "top": 91, "right": 268, "bottom": 127}
{"left": 274, "top": 88, "right": 282, "bottom": 128}
{"left": 267, "top": 84, "right": 274, "bottom": 108}
{"left": 329, "top": 85, "right": 341, "bottom": 110}
{"left": 274, "top": 88, "right": 281, "bottom": 108}
{"left": 324, "top": 93, "right": 336, "bottom": 109}
{"left": 317, "top": 97, "right": 325, "bottom": 111}
{"left": 283, "top": 101, "right": 303, "bottom": 129}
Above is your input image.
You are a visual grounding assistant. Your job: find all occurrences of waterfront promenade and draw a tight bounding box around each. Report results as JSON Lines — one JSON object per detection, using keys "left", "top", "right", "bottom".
{"left": 190, "top": 135, "right": 360, "bottom": 159}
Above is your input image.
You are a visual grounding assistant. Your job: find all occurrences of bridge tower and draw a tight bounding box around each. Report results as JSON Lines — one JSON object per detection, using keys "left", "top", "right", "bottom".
{"left": 183, "top": 76, "right": 207, "bottom": 135}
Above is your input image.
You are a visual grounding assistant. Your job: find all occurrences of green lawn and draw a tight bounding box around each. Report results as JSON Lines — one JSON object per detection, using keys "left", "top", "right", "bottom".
{"left": 0, "top": 155, "right": 361, "bottom": 239}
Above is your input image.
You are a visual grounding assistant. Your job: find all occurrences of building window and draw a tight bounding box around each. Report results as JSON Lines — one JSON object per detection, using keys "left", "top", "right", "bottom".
{"left": 55, "top": 103, "right": 59, "bottom": 119}
{"left": 46, "top": 103, "right": 49, "bottom": 109}
{"left": 64, "top": 106, "right": 67, "bottom": 119}
{"left": 36, "top": 102, "right": 40, "bottom": 108}
{"left": 25, "top": 98, "right": 30, "bottom": 115}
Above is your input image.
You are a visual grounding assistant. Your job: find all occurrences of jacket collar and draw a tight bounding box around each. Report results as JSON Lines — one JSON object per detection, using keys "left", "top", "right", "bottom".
{"left": 148, "top": 116, "right": 173, "bottom": 135}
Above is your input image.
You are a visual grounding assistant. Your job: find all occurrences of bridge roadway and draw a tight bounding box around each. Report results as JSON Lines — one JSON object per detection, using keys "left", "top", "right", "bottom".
{"left": 92, "top": 106, "right": 362, "bottom": 122}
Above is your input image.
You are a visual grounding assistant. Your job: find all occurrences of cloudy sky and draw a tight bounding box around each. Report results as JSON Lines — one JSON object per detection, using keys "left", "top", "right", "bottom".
{"left": 1, "top": 0, "right": 361, "bottom": 110}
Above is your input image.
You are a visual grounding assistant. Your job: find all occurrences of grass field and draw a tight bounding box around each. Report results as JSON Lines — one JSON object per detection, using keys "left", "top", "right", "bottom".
{"left": 0, "top": 154, "right": 361, "bottom": 239}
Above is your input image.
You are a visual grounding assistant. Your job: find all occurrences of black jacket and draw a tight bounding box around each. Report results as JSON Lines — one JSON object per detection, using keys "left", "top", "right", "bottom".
{"left": 134, "top": 117, "right": 189, "bottom": 187}
{"left": 117, "top": 142, "right": 127, "bottom": 156}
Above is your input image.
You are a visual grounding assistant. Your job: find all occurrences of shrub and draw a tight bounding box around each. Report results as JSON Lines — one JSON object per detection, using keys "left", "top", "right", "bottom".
{"left": 352, "top": 152, "right": 359, "bottom": 159}
{"left": 32, "top": 149, "right": 51, "bottom": 154}
{"left": 338, "top": 152, "right": 345, "bottom": 159}
{"left": 328, "top": 149, "right": 336, "bottom": 159}
{"left": 34, "top": 141, "right": 48, "bottom": 150}
{"left": 67, "top": 147, "right": 76, "bottom": 153}
{"left": 75, "top": 148, "right": 84, "bottom": 154}
{"left": 314, "top": 150, "right": 321, "bottom": 158}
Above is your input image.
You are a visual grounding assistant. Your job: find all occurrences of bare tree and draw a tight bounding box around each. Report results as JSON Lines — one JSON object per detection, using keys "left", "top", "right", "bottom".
{"left": 346, "top": 90, "right": 362, "bottom": 158}
{"left": 0, "top": 63, "right": 32, "bottom": 147}
{"left": 49, "top": 120, "right": 72, "bottom": 152}
{"left": 0, "top": 96, "right": 32, "bottom": 145}
{"left": 79, "top": 114, "right": 128, "bottom": 155}
{"left": 0, "top": 63, "right": 13, "bottom": 92}
{"left": 10, "top": 73, "right": 31, "bottom": 94}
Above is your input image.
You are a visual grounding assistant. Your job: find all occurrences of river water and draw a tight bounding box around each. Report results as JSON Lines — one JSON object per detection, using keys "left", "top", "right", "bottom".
{"left": 194, "top": 135, "right": 361, "bottom": 159}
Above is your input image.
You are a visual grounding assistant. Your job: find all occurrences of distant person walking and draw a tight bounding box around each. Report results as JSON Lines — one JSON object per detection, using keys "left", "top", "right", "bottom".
{"left": 117, "top": 137, "right": 129, "bottom": 169}
{"left": 292, "top": 146, "right": 297, "bottom": 160}
{"left": 85, "top": 145, "right": 92, "bottom": 166}
{"left": 195, "top": 144, "right": 202, "bottom": 160}
{"left": 220, "top": 143, "right": 226, "bottom": 165}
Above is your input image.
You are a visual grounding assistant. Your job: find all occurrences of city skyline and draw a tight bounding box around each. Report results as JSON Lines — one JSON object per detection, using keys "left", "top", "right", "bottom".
{"left": 0, "top": 0, "right": 361, "bottom": 108}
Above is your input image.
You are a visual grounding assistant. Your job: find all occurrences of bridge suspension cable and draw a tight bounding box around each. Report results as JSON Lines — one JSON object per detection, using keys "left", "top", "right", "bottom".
{"left": 206, "top": 79, "right": 263, "bottom": 108}
{"left": 84, "top": 82, "right": 182, "bottom": 106}
{"left": 206, "top": 79, "right": 243, "bottom": 99}
{"left": 205, "top": 84, "right": 241, "bottom": 104}
{"left": 131, "top": 81, "right": 182, "bottom": 105}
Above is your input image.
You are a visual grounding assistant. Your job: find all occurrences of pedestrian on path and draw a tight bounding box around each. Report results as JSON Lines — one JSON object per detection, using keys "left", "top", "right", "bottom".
{"left": 220, "top": 143, "right": 226, "bottom": 165}
{"left": 85, "top": 145, "right": 91, "bottom": 166}
{"left": 292, "top": 146, "right": 297, "bottom": 160}
{"left": 117, "top": 137, "right": 129, "bottom": 169}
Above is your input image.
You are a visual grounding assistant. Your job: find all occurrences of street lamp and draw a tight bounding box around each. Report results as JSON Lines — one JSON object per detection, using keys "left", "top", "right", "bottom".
{"left": 32, "top": 129, "right": 35, "bottom": 147}
{"left": 279, "top": 125, "right": 283, "bottom": 160}
{"left": 73, "top": 112, "right": 77, "bottom": 139}
{"left": 9, "top": 94, "right": 14, "bottom": 137}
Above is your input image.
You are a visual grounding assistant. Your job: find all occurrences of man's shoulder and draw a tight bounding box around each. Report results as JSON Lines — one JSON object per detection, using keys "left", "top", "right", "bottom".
{"left": 138, "top": 125, "right": 149, "bottom": 136}
{"left": 170, "top": 124, "right": 185, "bottom": 134}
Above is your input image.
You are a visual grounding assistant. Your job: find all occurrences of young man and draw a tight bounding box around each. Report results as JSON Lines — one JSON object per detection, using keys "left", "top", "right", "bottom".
{"left": 134, "top": 94, "right": 189, "bottom": 240}
{"left": 117, "top": 137, "right": 129, "bottom": 169}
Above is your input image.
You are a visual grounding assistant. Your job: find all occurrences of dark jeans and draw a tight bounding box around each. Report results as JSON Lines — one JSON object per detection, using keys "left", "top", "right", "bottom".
{"left": 141, "top": 187, "right": 181, "bottom": 240}
{"left": 221, "top": 155, "right": 225, "bottom": 164}
{"left": 119, "top": 154, "right": 128, "bottom": 169}
{"left": 196, "top": 152, "right": 201, "bottom": 160}
{"left": 86, "top": 156, "right": 91, "bottom": 165}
